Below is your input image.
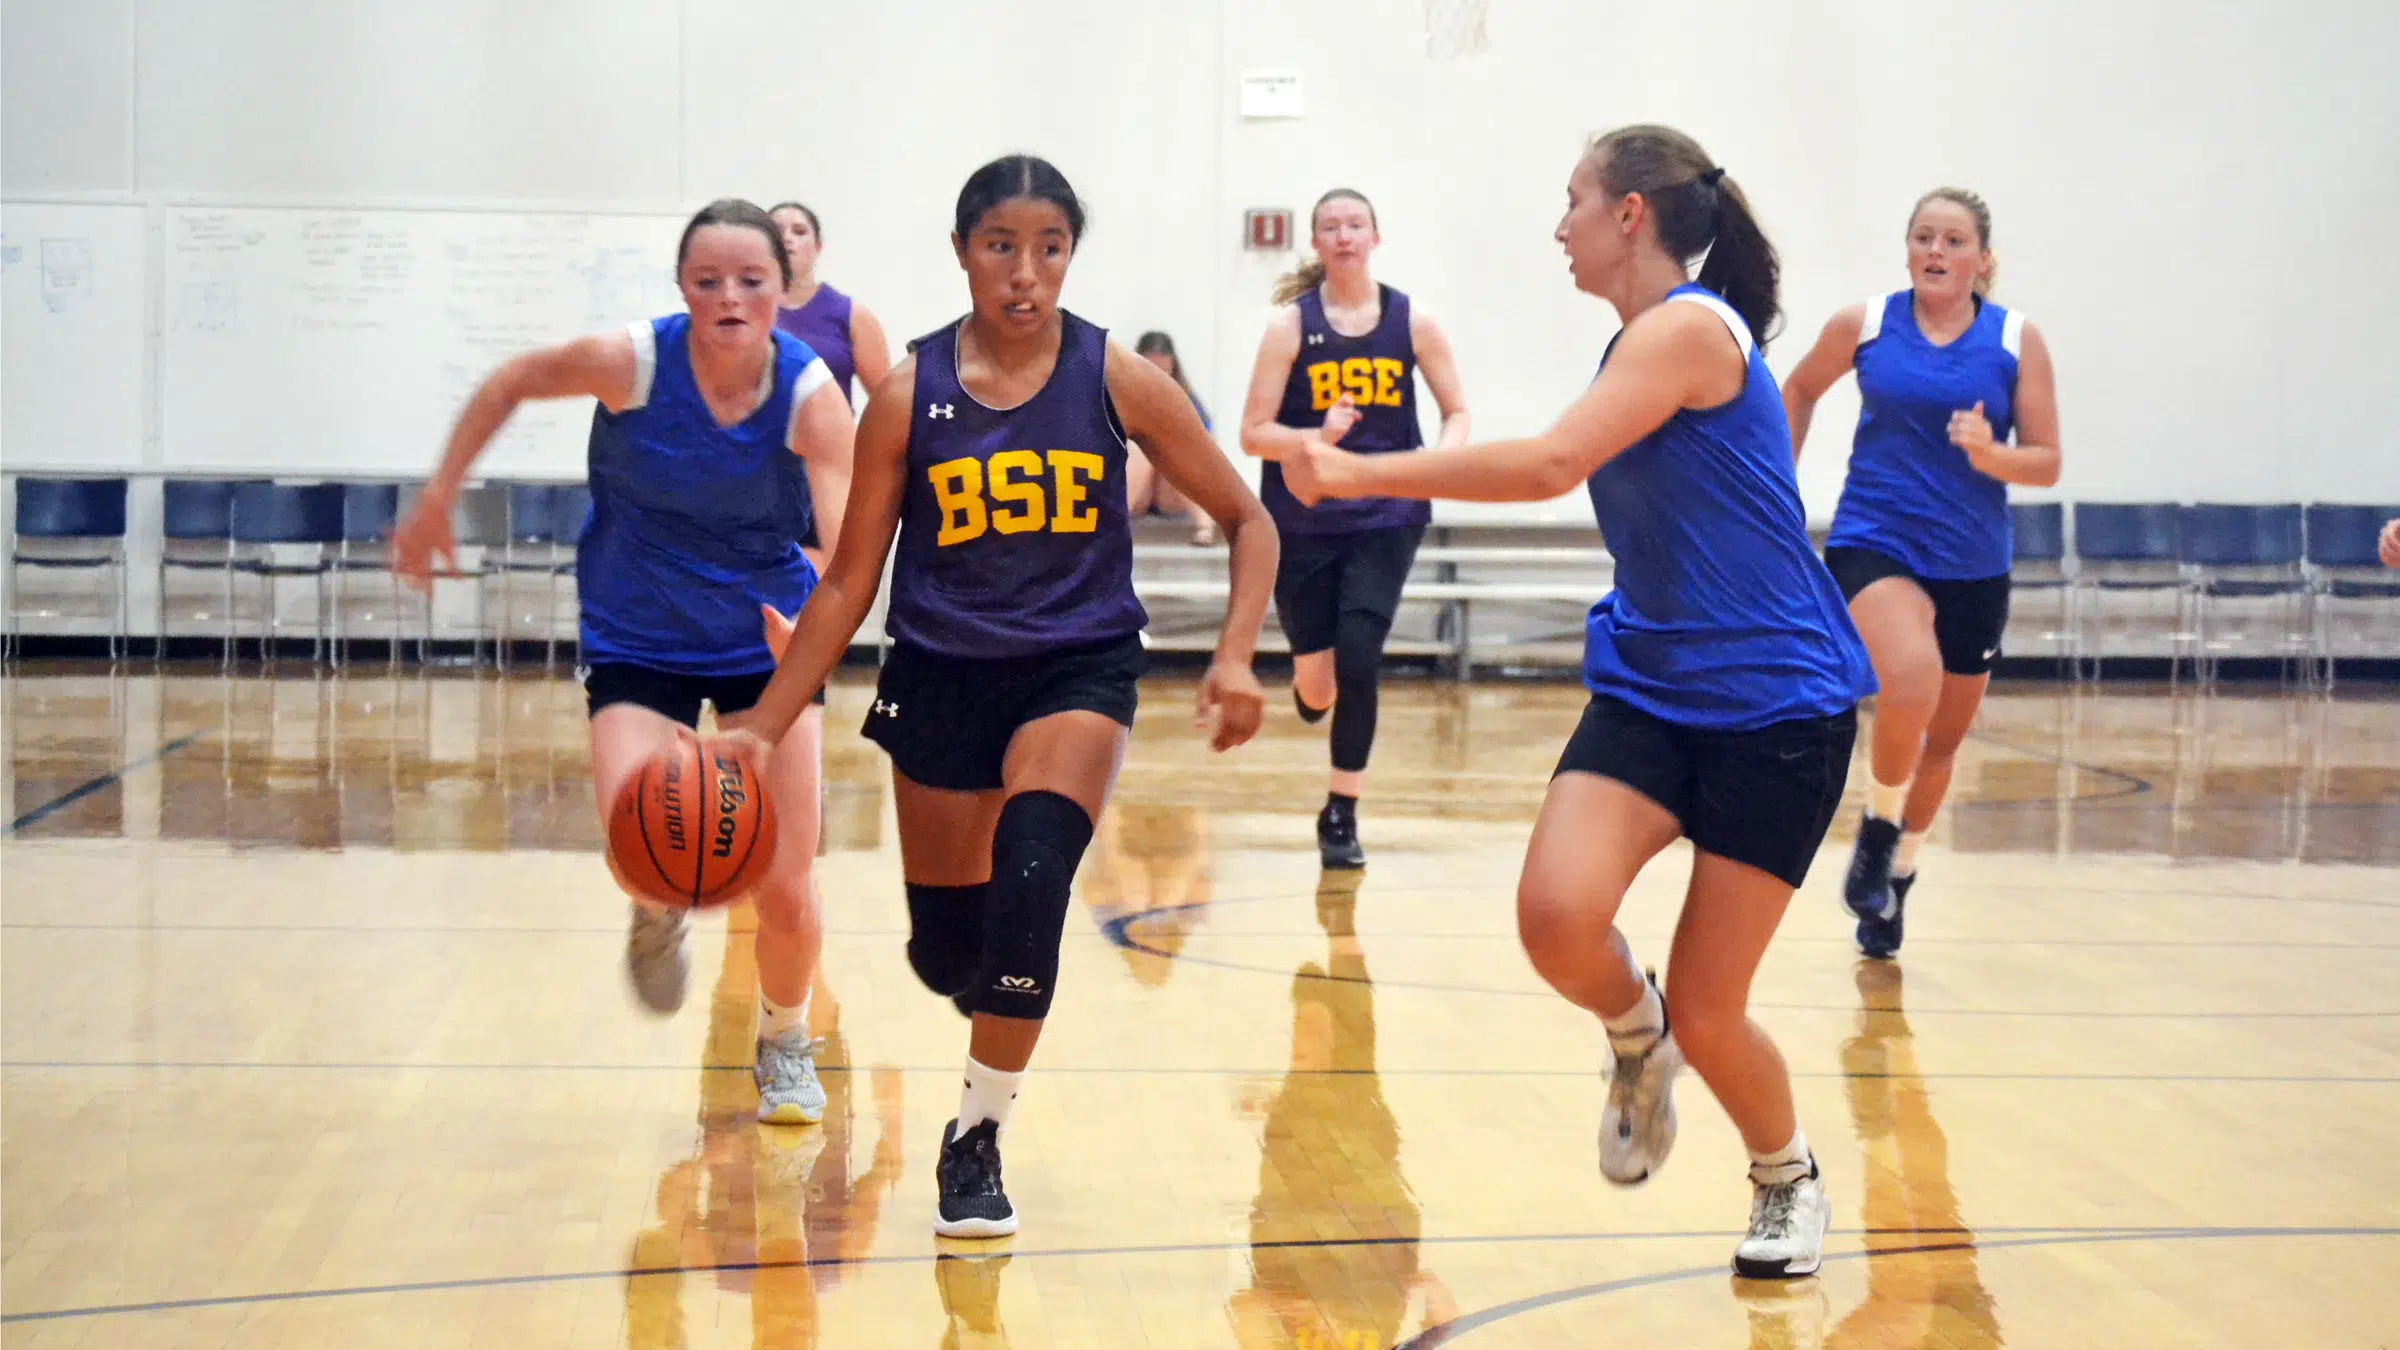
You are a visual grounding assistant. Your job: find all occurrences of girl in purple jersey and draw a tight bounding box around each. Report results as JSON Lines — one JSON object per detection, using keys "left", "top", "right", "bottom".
{"left": 726, "top": 155, "right": 1278, "bottom": 1240}
{"left": 1238, "top": 189, "right": 1471, "bottom": 870}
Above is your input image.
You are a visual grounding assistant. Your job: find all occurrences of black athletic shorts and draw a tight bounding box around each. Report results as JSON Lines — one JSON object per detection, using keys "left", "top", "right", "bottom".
{"left": 1823, "top": 546, "right": 2012, "bottom": 677}
{"left": 1554, "top": 693, "right": 1858, "bottom": 890}
{"left": 1272, "top": 524, "right": 1426, "bottom": 655}
{"left": 862, "top": 635, "right": 1147, "bottom": 793}
{"left": 582, "top": 661, "right": 821, "bottom": 725}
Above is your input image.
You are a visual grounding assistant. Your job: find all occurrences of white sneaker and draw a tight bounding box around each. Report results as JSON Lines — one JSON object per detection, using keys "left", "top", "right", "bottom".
{"left": 624, "top": 902, "right": 690, "bottom": 1015}
{"left": 754, "top": 1029, "right": 828, "bottom": 1125}
{"left": 1734, "top": 1159, "right": 1831, "bottom": 1279}
{"left": 1598, "top": 1026, "right": 1682, "bottom": 1185}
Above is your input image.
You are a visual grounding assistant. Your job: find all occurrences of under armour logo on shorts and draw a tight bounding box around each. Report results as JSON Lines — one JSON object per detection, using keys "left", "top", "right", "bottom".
{"left": 872, "top": 699, "right": 900, "bottom": 717}
{"left": 928, "top": 403, "right": 956, "bottom": 419}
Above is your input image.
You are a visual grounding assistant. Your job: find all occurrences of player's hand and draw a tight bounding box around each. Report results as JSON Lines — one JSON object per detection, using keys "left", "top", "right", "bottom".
{"left": 2380, "top": 517, "right": 2400, "bottom": 569}
{"left": 1949, "top": 400, "right": 2000, "bottom": 476}
{"left": 1195, "top": 658, "right": 1266, "bottom": 752}
{"left": 760, "top": 603, "right": 797, "bottom": 659}
{"left": 1320, "top": 393, "right": 1362, "bottom": 445}
{"left": 709, "top": 720, "right": 778, "bottom": 774}
{"left": 387, "top": 488, "right": 458, "bottom": 595}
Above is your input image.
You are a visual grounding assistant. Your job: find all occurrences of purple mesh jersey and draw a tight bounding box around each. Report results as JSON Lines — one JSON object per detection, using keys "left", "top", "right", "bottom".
{"left": 1263, "top": 283, "right": 1430, "bottom": 535}
{"left": 774, "top": 284, "right": 857, "bottom": 404}
{"left": 883, "top": 312, "right": 1148, "bottom": 659}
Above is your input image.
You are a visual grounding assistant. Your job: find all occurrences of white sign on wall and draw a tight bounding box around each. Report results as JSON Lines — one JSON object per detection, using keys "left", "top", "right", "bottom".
{"left": 1239, "top": 69, "right": 1304, "bottom": 119}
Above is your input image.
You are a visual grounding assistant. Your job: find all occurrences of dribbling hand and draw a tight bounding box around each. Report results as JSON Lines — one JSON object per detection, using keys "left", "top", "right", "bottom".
{"left": 1948, "top": 401, "right": 2000, "bottom": 476}
{"left": 1195, "top": 659, "right": 1266, "bottom": 752}
{"left": 387, "top": 491, "right": 458, "bottom": 595}
{"left": 2380, "top": 518, "right": 2400, "bottom": 569}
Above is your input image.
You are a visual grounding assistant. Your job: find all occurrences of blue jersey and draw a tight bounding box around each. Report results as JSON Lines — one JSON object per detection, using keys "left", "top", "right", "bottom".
{"left": 1582, "top": 287, "right": 1874, "bottom": 730}
{"left": 1263, "top": 284, "right": 1429, "bottom": 535}
{"left": 1825, "top": 290, "right": 2027, "bottom": 579}
{"left": 577, "top": 314, "right": 828, "bottom": 675}
{"left": 884, "top": 311, "right": 1148, "bottom": 659}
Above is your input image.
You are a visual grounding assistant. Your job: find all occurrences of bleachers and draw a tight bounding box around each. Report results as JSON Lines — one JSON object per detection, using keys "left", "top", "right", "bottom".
{"left": 6, "top": 472, "right": 2397, "bottom": 678}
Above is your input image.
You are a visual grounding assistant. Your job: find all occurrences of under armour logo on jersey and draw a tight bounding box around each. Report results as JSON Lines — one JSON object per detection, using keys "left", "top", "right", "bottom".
{"left": 872, "top": 699, "right": 900, "bottom": 718}
{"left": 1305, "top": 333, "right": 1326, "bottom": 346}
{"left": 928, "top": 403, "right": 956, "bottom": 419}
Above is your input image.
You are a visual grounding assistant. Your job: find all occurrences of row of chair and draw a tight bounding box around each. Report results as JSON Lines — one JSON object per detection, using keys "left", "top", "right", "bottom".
{"left": 4, "top": 477, "right": 591, "bottom": 664}
{"left": 2008, "top": 501, "right": 2399, "bottom": 683}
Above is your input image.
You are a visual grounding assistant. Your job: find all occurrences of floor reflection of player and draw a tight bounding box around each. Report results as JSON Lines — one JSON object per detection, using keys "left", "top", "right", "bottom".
{"left": 1229, "top": 877, "right": 1456, "bottom": 1349}
{"left": 1745, "top": 962, "right": 2002, "bottom": 1348}
{"left": 624, "top": 908, "right": 906, "bottom": 1349}
{"left": 1082, "top": 802, "right": 1215, "bottom": 983}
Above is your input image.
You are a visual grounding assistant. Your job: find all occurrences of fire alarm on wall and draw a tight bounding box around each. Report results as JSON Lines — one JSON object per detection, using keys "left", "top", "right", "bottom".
{"left": 1244, "top": 209, "right": 1292, "bottom": 252}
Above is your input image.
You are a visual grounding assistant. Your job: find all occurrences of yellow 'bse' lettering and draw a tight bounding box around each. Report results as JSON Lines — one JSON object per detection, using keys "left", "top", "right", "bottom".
{"left": 927, "top": 450, "right": 1109, "bottom": 546}
{"left": 1304, "top": 357, "right": 1407, "bottom": 412}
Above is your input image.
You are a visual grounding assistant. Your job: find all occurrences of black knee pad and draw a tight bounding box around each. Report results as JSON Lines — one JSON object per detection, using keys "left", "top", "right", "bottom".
{"left": 904, "top": 882, "right": 984, "bottom": 997}
{"left": 966, "top": 790, "right": 1094, "bottom": 1020}
{"left": 1329, "top": 611, "right": 1391, "bottom": 773}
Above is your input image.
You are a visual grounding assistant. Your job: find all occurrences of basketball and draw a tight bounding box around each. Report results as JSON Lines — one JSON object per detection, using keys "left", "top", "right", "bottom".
{"left": 606, "top": 730, "right": 777, "bottom": 909}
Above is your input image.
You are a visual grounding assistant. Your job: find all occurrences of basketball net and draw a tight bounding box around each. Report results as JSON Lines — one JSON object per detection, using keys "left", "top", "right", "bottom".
{"left": 1423, "top": 0, "right": 1490, "bottom": 59}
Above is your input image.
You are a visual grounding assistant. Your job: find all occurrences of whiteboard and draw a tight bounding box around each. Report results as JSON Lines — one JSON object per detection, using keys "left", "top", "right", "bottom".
{"left": 0, "top": 203, "right": 149, "bottom": 470}
{"left": 161, "top": 206, "right": 684, "bottom": 477}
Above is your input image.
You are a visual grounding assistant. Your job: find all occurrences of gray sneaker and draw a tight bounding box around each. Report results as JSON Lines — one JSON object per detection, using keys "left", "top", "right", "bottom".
{"left": 624, "top": 902, "right": 689, "bottom": 1015}
{"left": 754, "top": 1028, "right": 828, "bottom": 1125}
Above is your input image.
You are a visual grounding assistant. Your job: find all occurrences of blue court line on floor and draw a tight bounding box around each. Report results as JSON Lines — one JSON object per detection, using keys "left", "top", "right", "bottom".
{"left": 3, "top": 1224, "right": 2387, "bottom": 1326}
{"left": 2, "top": 731, "right": 205, "bottom": 836}
{"left": 1392, "top": 1226, "right": 2399, "bottom": 1347}
{"left": 3, "top": 1060, "right": 2393, "bottom": 1085}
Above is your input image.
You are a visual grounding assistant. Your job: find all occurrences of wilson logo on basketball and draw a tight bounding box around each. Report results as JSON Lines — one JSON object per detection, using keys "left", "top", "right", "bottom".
{"left": 710, "top": 755, "right": 747, "bottom": 859}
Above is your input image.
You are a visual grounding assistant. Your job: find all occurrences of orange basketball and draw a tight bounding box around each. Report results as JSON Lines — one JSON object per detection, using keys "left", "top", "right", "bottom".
{"left": 607, "top": 730, "right": 778, "bottom": 909}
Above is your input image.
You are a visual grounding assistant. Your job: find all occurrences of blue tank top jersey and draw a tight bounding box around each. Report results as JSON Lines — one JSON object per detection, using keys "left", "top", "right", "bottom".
{"left": 577, "top": 314, "right": 829, "bottom": 675}
{"left": 1263, "top": 284, "right": 1430, "bottom": 536}
{"left": 884, "top": 311, "right": 1148, "bottom": 660}
{"left": 1825, "top": 290, "right": 2027, "bottom": 580}
{"left": 1582, "top": 286, "right": 1874, "bottom": 731}
{"left": 774, "top": 285, "right": 860, "bottom": 546}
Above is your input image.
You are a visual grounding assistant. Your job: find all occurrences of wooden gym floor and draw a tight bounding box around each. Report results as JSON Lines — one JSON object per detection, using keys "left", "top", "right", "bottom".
{"left": 2, "top": 665, "right": 2396, "bottom": 1347}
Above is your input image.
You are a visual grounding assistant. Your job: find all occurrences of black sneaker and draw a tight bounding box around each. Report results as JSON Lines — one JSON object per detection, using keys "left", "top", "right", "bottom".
{"left": 1842, "top": 814, "right": 1901, "bottom": 922}
{"left": 1317, "top": 806, "right": 1366, "bottom": 870}
{"left": 1856, "top": 870, "right": 1913, "bottom": 960}
{"left": 934, "top": 1119, "right": 1017, "bottom": 1238}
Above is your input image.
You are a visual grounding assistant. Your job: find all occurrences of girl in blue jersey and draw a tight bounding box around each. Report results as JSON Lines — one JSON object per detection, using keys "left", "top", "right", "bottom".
{"left": 724, "top": 156, "right": 1279, "bottom": 1239}
{"left": 1284, "top": 125, "right": 1871, "bottom": 1280}
{"left": 1783, "top": 189, "right": 2063, "bottom": 958}
{"left": 1238, "top": 189, "right": 1472, "bottom": 870}
{"left": 771, "top": 201, "right": 893, "bottom": 564}
{"left": 389, "top": 199, "right": 857, "bottom": 1127}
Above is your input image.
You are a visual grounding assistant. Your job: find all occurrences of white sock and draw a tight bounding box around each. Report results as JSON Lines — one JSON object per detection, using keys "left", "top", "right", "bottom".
{"left": 759, "top": 993, "right": 808, "bottom": 1041}
{"left": 1601, "top": 970, "right": 1665, "bottom": 1056}
{"left": 958, "top": 1056, "right": 1025, "bottom": 1134}
{"left": 1867, "top": 778, "right": 1910, "bottom": 823}
{"left": 1893, "top": 830, "right": 1928, "bottom": 878}
{"left": 1749, "top": 1129, "right": 1811, "bottom": 1185}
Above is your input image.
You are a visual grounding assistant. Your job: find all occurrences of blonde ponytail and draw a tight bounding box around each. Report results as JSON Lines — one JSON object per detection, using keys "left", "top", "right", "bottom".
{"left": 1270, "top": 256, "right": 1327, "bottom": 306}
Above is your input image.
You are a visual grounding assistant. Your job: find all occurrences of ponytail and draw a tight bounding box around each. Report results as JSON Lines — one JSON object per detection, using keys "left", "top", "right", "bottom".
{"left": 1589, "top": 125, "right": 1782, "bottom": 349}
{"left": 1693, "top": 174, "right": 1781, "bottom": 349}
{"left": 1270, "top": 256, "right": 1327, "bottom": 306}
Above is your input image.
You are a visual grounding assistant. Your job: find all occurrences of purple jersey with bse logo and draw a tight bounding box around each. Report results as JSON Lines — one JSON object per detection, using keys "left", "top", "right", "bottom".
{"left": 883, "top": 311, "right": 1148, "bottom": 659}
{"left": 1263, "top": 283, "right": 1429, "bottom": 535}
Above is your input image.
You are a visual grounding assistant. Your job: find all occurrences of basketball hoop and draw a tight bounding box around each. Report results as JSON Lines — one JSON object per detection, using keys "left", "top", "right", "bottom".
{"left": 1424, "top": 0, "right": 1490, "bottom": 60}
